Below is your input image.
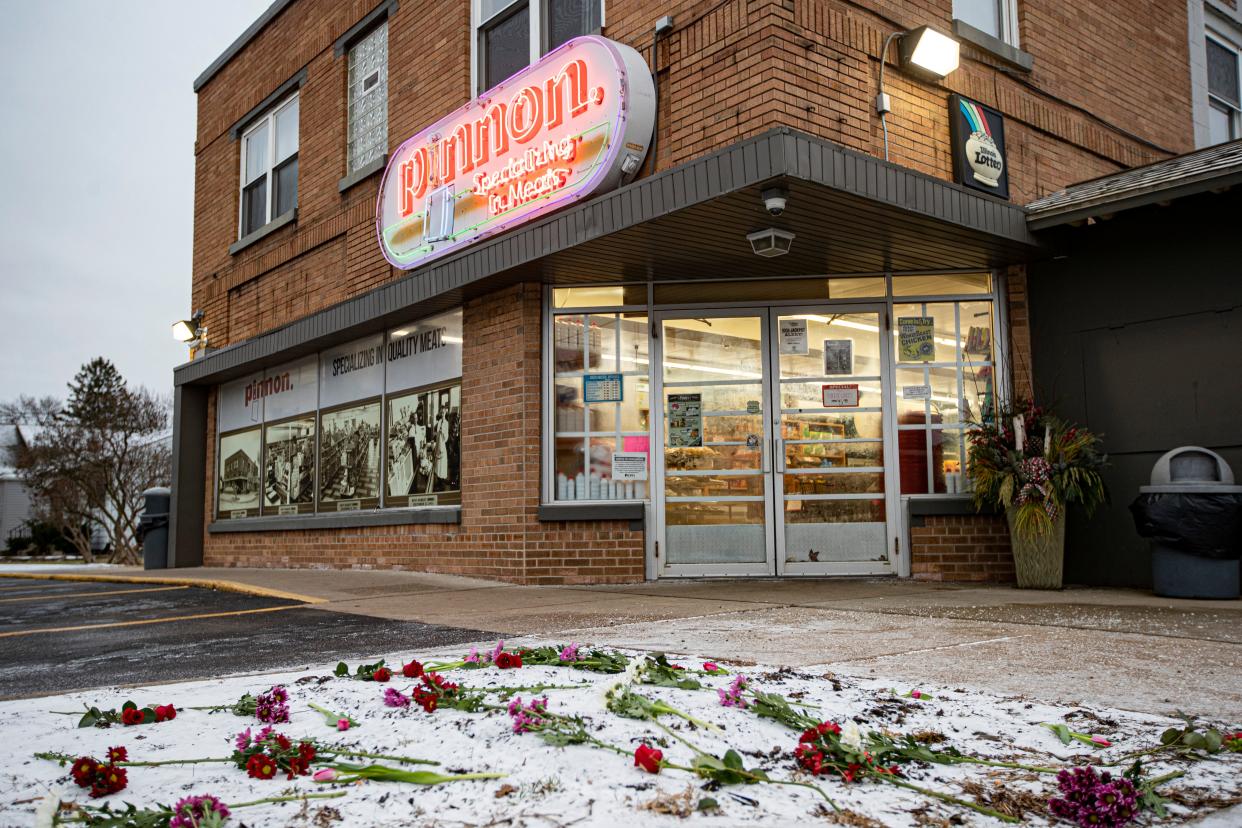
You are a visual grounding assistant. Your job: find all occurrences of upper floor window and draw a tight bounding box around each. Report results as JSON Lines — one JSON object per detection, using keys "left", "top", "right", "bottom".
{"left": 240, "top": 95, "right": 298, "bottom": 237}
{"left": 1207, "top": 32, "right": 1241, "bottom": 145}
{"left": 348, "top": 21, "right": 388, "bottom": 173}
{"left": 953, "top": 0, "right": 1018, "bottom": 46}
{"left": 473, "top": 0, "right": 603, "bottom": 94}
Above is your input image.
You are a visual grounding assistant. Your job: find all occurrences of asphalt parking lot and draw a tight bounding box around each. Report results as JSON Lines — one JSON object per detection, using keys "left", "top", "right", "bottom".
{"left": 0, "top": 577, "right": 492, "bottom": 699}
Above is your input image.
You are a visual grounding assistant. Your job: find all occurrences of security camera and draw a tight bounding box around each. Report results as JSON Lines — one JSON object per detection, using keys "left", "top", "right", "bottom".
{"left": 761, "top": 187, "right": 787, "bottom": 216}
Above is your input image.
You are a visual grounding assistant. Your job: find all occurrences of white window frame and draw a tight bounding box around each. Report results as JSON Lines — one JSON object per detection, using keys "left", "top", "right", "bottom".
{"left": 953, "top": 0, "right": 1020, "bottom": 47}
{"left": 237, "top": 93, "right": 298, "bottom": 239}
{"left": 1206, "top": 28, "right": 1242, "bottom": 144}
{"left": 470, "top": 0, "right": 605, "bottom": 95}
{"left": 346, "top": 20, "right": 389, "bottom": 174}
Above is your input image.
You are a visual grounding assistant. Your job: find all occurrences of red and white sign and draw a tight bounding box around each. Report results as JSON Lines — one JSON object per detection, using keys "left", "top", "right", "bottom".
{"left": 377, "top": 36, "right": 654, "bottom": 270}
{"left": 822, "top": 384, "right": 860, "bottom": 408}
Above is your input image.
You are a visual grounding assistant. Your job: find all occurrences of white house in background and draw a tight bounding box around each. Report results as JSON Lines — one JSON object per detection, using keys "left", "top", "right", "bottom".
{"left": 0, "top": 425, "right": 34, "bottom": 545}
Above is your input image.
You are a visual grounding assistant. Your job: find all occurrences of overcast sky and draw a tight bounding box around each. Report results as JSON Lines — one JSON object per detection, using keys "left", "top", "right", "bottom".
{"left": 0, "top": 0, "right": 270, "bottom": 403}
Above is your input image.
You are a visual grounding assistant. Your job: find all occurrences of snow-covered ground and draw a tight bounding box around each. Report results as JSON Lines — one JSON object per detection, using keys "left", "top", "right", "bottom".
{"left": 3, "top": 641, "right": 1239, "bottom": 827}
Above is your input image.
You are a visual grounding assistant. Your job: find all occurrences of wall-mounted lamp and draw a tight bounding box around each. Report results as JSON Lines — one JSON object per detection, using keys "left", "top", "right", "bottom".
{"left": 897, "top": 26, "right": 960, "bottom": 79}
{"left": 172, "top": 310, "right": 208, "bottom": 357}
{"left": 876, "top": 26, "right": 960, "bottom": 161}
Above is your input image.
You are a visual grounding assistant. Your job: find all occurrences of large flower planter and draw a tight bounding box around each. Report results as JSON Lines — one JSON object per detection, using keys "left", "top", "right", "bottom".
{"left": 1006, "top": 508, "right": 1066, "bottom": 589}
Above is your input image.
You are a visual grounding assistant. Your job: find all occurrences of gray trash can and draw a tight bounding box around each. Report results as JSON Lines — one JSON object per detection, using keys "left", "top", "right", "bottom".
{"left": 1129, "top": 447, "right": 1242, "bottom": 599}
{"left": 139, "top": 487, "right": 171, "bottom": 570}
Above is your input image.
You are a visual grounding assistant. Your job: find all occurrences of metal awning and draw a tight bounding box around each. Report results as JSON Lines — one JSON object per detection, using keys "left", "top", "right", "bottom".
{"left": 175, "top": 127, "right": 1037, "bottom": 386}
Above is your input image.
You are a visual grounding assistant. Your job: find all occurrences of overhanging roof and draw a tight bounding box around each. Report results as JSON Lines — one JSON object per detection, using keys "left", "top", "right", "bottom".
{"left": 175, "top": 128, "right": 1037, "bottom": 386}
{"left": 1026, "top": 138, "right": 1242, "bottom": 230}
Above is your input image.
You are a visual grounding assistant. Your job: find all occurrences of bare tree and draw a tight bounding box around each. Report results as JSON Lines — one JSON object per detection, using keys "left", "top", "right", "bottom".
{"left": 5, "top": 359, "right": 171, "bottom": 565}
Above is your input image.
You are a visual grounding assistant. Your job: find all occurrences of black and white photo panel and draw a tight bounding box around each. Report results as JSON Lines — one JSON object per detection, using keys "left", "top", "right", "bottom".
{"left": 318, "top": 401, "right": 382, "bottom": 510}
{"left": 262, "top": 417, "right": 317, "bottom": 515}
{"left": 385, "top": 383, "right": 461, "bottom": 507}
{"left": 217, "top": 428, "right": 262, "bottom": 519}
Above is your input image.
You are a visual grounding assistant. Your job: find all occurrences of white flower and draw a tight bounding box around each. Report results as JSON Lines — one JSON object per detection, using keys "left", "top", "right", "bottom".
{"left": 840, "top": 721, "right": 865, "bottom": 752}
{"left": 598, "top": 655, "right": 646, "bottom": 709}
{"left": 33, "top": 788, "right": 61, "bottom": 828}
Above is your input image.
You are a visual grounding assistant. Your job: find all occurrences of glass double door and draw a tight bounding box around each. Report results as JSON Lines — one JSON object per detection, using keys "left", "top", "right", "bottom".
{"left": 654, "top": 306, "right": 894, "bottom": 576}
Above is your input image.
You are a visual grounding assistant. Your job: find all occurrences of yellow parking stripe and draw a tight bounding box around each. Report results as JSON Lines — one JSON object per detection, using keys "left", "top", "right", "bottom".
{"left": 0, "top": 604, "right": 302, "bottom": 638}
{"left": 0, "top": 585, "right": 189, "bottom": 604}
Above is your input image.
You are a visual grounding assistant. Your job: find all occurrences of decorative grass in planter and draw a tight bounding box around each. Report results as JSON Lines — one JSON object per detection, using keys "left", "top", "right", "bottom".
{"left": 968, "top": 401, "right": 1108, "bottom": 589}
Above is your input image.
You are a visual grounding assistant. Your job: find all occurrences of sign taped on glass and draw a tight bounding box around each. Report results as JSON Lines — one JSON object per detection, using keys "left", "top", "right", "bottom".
{"left": 377, "top": 36, "right": 655, "bottom": 270}
{"left": 898, "top": 317, "right": 936, "bottom": 362}
{"left": 667, "top": 393, "right": 702, "bottom": 448}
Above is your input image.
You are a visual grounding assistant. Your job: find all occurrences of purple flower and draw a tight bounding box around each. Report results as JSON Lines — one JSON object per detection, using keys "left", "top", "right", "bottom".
{"left": 464, "top": 647, "right": 481, "bottom": 663}
{"left": 233, "top": 727, "right": 252, "bottom": 751}
{"left": 383, "top": 687, "right": 411, "bottom": 708}
{"left": 718, "top": 674, "right": 750, "bottom": 708}
{"left": 169, "top": 794, "right": 230, "bottom": 828}
{"left": 507, "top": 696, "right": 549, "bottom": 734}
{"left": 255, "top": 685, "right": 290, "bottom": 724}
{"left": 1048, "top": 767, "right": 1138, "bottom": 828}
{"left": 558, "top": 643, "right": 580, "bottom": 662}
{"left": 489, "top": 640, "right": 505, "bottom": 664}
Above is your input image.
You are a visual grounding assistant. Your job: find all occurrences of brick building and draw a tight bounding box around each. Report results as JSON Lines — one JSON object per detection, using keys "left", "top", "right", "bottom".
{"left": 169, "top": 0, "right": 1238, "bottom": 585}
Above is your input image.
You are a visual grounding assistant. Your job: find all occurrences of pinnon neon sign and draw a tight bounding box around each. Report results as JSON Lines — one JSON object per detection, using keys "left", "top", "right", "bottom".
{"left": 377, "top": 36, "right": 655, "bottom": 270}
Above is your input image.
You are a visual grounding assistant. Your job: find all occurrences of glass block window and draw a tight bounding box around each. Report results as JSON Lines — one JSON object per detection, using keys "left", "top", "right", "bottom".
{"left": 348, "top": 21, "right": 388, "bottom": 173}
{"left": 1207, "top": 35, "right": 1240, "bottom": 145}
{"left": 239, "top": 95, "right": 298, "bottom": 238}
{"left": 894, "top": 299, "right": 996, "bottom": 495}
{"left": 552, "top": 311, "right": 649, "bottom": 500}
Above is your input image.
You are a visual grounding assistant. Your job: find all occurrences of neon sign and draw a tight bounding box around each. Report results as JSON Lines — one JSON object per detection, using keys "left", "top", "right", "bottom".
{"left": 377, "top": 36, "right": 655, "bottom": 270}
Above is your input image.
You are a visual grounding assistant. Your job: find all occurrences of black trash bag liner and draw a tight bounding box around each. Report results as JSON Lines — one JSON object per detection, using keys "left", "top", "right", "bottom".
{"left": 1130, "top": 493, "right": 1242, "bottom": 560}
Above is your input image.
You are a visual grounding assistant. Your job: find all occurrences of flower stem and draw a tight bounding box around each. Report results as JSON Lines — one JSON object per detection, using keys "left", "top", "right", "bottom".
{"left": 226, "top": 791, "right": 348, "bottom": 809}
{"left": 122, "top": 757, "right": 234, "bottom": 767}
{"left": 326, "top": 749, "right": 439, "bottom": 766}
{"left": 940, "top": 755, "right": 1059, "bottom": 774}
{"left": 881, "top": 776, "right": 1020, "bottom": 823}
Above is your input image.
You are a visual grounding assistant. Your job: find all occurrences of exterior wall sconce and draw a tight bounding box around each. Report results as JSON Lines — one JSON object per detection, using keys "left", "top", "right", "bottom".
{"left": 898, "top": 26, "right": 960, "bottom": 79}
{"left": 172, "top": 310, "right": 208, "bottom": 358}
{"left": 876, "top": 26, "right": 960, "bottom": 161}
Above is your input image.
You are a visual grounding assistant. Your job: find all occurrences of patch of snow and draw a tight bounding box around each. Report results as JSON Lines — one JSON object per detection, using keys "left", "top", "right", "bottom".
{"left": 0, "top": 641, "right": 1237, "bottom": 826}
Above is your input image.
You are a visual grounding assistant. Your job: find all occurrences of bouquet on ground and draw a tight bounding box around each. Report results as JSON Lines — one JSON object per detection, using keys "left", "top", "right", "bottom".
{"left": 232, "top": 727, "right": 316, "bottom": 780}
{"left": 969, "top": 399, "right": 1107, "bottom": 539}
{"left": 74, "top": 700, "right": 177, "bottom": 728}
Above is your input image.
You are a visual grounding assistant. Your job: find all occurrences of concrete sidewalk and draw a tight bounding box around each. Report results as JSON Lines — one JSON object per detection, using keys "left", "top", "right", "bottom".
{"left": 5, "top": 563, "right": 1239, "bottom": 720}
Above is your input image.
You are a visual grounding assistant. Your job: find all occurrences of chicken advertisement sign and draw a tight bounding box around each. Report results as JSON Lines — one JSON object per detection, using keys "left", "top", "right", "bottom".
{"left": 377, "top": 36, "right": 655, "bottom": 270}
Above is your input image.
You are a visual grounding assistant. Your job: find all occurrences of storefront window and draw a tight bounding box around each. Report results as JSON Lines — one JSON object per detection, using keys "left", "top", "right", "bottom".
{"left": 895, "top": 298, "right": 995, "bottom": 495}
{"left": 552, "top": 311, "right": 649, "bottom": 500}
{"left": 383, "top": 310, "right": 464, "bottom": 507}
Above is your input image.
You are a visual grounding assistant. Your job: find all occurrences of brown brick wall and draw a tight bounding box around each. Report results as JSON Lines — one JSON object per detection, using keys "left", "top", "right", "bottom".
{"left": 910, "top": 513, "right": 1014, "bottom": 582}
{"left": 201, "top": 282, "right": 646, "bottom": 584}
{"left": 188, "top": 0, "right": 1196, "bottom": 580}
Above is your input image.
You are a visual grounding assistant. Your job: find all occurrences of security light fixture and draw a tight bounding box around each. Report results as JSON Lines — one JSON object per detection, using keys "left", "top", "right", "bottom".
{"left": 172, "top": 310, "right": 205, "bottom": 343}
{"left": 876, "top": 25, "right": 960, "bottom": 160}
{"left": 897, "top": 26, "right": 959, "bottom": 80}
{"left": 747, "top": 228, "right": 795, "bottom": 258}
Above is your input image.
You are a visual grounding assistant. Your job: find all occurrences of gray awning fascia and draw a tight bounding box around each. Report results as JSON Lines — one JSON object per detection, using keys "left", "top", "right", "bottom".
{"left": 175, "top": 128, "right": 1036, "bottom": 387}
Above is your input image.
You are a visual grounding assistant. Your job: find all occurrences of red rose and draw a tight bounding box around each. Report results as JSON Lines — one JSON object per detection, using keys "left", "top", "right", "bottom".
{"left": 121, "top": 708, "right": 144, "bottom": 726}
{"left": 373, "top": 667, "right": 392, "bottom": 682}
{"left": 106, "top": 746, "right": 127, "bottom": 764}
{"left": 246, "top": 753, "right": 277, "bottom": 779}
{"left": 634, "top": 744, "right": 663, "bottom": 774}
{"left": 413, "top": 687, "right": 438, "bottom": 713}
{"left": 495, "top": 652, "right": 522, "bottom": 669}
{"left": 402, "top": 660, "right": 424, "bottom": 678}
{"left": 154, "top": 704, "right": 177, "bottom": 722}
